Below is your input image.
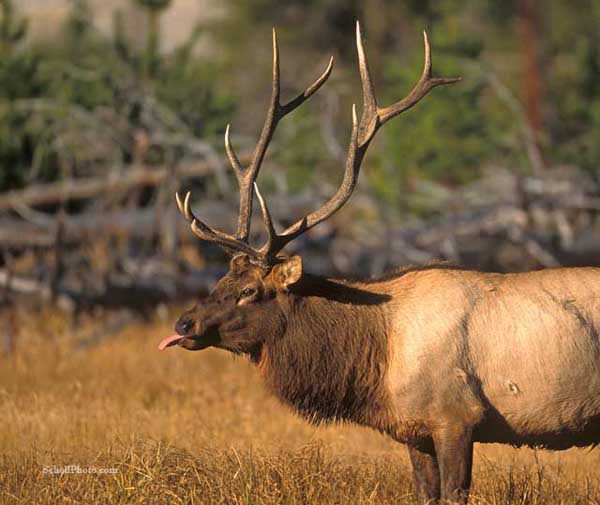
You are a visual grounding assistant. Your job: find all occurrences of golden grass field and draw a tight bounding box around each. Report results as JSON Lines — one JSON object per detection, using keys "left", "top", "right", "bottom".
{"left": 1, "top": 306, "right": 600, "bottom": 504}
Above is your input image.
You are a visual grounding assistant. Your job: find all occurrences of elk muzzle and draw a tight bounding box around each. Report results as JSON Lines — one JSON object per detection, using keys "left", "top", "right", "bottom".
{"left": 158, "top": 306, "right": 224, "bottom": 351}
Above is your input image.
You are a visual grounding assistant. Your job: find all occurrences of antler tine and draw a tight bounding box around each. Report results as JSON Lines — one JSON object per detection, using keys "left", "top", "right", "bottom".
{"left": 224, "top": 124, "right": 243, "bottom": 182}
{"left": 255, "top": 183, "right": 311, "bottom": 261}
{"left": 376, "top": 30, "right": 461, "bottom": 128}
{"left": 253, "top": 183, "right": 277, "bottom": 254}
{"left": 280, "top": 55, "right": 334, "bottom": 115}
{"left": 257, "top": 22, "right": 460, "bottom": 259}
{"left": 175, "top": 191, "right": 262, "bottom": 260}
{"left": 233, "top": 28, "right": 334, "bottom": 243}
{"left": 175, "top": 191, "right": 188, "bottom": 219}
{"left": 256, "top": 104, "right": 361, "bottom": 257}
{"left": 356, "top": 21, "right": 378, "bottom": 143}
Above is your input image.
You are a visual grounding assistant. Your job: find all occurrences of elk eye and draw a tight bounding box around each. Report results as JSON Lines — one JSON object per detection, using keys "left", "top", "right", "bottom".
{"left": 240, "top": 287, "right": 256, "bottom": 298}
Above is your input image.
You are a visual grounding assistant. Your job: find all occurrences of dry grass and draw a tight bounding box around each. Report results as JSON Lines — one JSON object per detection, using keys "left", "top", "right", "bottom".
{"left": 1, "top": 306, "right": 600, "bottom": 504}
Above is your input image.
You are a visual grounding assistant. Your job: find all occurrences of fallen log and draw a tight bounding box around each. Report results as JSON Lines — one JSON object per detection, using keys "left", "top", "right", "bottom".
{"left": 0, "top": 156, "right": 252, "bottom": 211}
{"left": 0, "top": 192, "right": 332, "bottom": 248}
{"left": 0, "top": 266, "right": 218, "bottom": 314}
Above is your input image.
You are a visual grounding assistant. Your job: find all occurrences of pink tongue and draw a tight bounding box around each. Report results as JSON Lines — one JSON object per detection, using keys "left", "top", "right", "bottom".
{"left": 158, "top": 334, "right": 184, "bottom": 350}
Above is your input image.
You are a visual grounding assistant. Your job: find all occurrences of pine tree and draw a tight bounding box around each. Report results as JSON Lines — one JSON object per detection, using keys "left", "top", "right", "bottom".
{"left": 0, "top": 0, "right": 27, "bottom": 56}
{"left": 134, "top": 0, "right": 172, "bottom": 79}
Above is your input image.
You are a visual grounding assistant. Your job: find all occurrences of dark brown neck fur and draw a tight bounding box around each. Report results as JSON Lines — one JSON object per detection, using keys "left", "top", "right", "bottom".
{"left": 258, "top": 274, "right": 394, "bottom": 428}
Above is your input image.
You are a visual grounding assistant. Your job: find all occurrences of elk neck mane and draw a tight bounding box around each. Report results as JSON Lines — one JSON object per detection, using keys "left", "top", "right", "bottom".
{"left": 255, "top": 272, "right": 398, "bottom": 428}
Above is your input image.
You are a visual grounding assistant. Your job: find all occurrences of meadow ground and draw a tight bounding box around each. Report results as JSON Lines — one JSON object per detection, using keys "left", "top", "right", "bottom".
{"left": 1, "top": 306, "right": 600, "bottom": 504}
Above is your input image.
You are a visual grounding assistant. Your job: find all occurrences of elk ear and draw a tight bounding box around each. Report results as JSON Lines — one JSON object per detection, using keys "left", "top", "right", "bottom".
{"left": 272, "top": 256, "right": 303, "bottom": 290}
{"left": 230, "top": 254, "right": 251, "bottom": 273}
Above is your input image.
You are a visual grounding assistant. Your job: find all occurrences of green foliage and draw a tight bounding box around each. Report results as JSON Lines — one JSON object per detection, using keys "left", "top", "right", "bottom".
{"left": 133, "top": 0, "right": 173, "bottom": 78}
{"left": 134, "top": 0, "right": 172, "bottom": 11}
{"left": 215, "top": 0, "right": 600, "bottom": 215}
{"left": 541, "top": 0, "right": 600, "bottom": 174}
{"left": 0, "top": 0, "right": 27, "bottom": 55}
{"left": 270, "top": 105, "right": 331, "bottom": 193}
{"left": 379, "top": 50, "right": 486, "bottom": 189}
{"left": 155, "top": 29, "right": 234, "bottom": 137}
{"left": 1, "top": 0, "right": 599, "bottom": 211}
{"left": 0, "top": 0, "right": 232, "bottom": 191}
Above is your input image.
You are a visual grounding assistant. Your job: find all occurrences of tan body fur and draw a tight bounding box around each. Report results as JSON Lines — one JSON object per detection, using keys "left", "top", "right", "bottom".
{"left": 250, "top": 265, "right": 600, "bottom": 450}
{"left": 377, "top": 266, "right": 600, "bottom": 448}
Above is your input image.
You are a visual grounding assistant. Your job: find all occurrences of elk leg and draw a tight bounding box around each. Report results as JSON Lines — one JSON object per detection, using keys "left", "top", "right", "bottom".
{"left": 408, "top": 444, "right": 441, "bottom": 503}
{"left": 432, "top": 426, "right": 473, "bottom": 504}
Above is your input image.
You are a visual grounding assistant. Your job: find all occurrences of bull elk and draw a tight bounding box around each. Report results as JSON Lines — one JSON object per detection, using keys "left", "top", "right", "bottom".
{"left": 159, "top": 23, "right": 600, "bottom": 503}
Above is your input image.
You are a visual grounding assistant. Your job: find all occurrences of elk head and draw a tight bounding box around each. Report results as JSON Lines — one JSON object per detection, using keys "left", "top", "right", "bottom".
{"left": 159, "top": 22, "right": 459, "bottom": 354}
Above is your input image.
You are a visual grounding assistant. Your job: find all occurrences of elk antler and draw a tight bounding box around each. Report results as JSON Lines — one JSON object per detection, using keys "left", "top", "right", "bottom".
{"left": 175, "top": 191, "right": 263, "bottom": 260}
{"left": 176, "top": 28, "right": 333, "bottom": 261}
{"left": 177, "top": 22, "right": 460, "bottom": 265}
{"left": 253, "top": 22, "right": 460, "bottom": 262}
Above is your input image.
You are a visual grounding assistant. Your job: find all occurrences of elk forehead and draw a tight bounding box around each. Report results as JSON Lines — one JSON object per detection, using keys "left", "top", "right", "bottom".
{"left": 229, "top": 253, "right": 268, "bottom": 275}
{"left": 215, "top": 266, "right": 264, "bottom": 296}
{"left": 225, "top": 254, "right": 270, "bottom": 285}
{"left": 222, "top": 254, "right": 302, "bottom": 292}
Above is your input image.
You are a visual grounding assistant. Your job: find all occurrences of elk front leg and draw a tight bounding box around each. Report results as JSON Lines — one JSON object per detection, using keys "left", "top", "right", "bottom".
{"left": 408, "top": 444, "right": 440, "bottom": 503}
{"left": 432, "top": 426, "right": 473, "bottom": 504}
